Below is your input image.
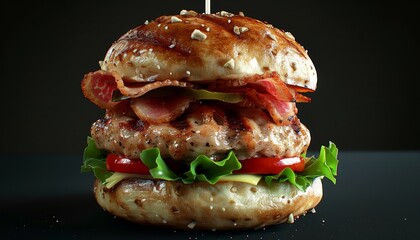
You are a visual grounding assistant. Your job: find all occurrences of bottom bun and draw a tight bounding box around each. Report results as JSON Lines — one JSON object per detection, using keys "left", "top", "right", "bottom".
{"left": 94, "top": 178, "right": 323, "bottom": 230}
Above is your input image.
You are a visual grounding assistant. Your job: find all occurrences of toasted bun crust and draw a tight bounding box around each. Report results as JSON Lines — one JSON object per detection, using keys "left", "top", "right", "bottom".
{"left": 94, "top": 178, "right": 323, "bottom": 230}
{"left": 100, "top": 11, "right": 317, "bottom": 90}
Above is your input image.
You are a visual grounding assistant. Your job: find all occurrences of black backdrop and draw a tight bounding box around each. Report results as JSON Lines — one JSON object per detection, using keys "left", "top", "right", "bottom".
{"left": 1, "top": 0, "right": 419, "bottom": 155}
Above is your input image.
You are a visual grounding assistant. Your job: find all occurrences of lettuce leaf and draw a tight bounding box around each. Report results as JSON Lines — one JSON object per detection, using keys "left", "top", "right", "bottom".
{"left": 265, "top": 142, "right": 339, "bottom": 190}
{"left": 181, "top": 150, "right": 242, "bottom": 184}
{"left": 140, "top": 148, "right": 242, "bottom": 184}
{"left": 81, "top": 137, "right": 338, "bottom": 191}
{"left": 80, "top": 137, "right": 112, "bottom": 183}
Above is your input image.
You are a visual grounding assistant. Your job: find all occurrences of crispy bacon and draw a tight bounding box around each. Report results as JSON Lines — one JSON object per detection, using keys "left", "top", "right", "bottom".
{"left": 81, "top": 70, "right": 118, "bottom": 109}
{"left": 219, "top": 76, "right": 297, "bottom": 125}
{"left": 248, "top": 78, "right": 294, "bottom": 102}
{"left": 287, "top": 84, "right": 313, "bottom": 103}
{"left": 241, "top": 88, "right": 297, "bottom": 125}
{"left": 287, "top": 84, "right": 315, "bottom": 93}
{"left": 130, "top": 96, "right": 194, "bottom": 124}
{"left": 295, "top": 92, "right": 312, "bottom": 103}
{"left": 112, "top": 71, "right": 194, "bottom": 98}
{"left": 81, "top": 69, "right": 307, "bottom": 125}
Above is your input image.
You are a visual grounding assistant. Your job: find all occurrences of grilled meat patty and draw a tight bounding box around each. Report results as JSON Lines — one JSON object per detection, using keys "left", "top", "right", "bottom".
{"left": 91, "top": 101, "right": 310, "bottom": 161}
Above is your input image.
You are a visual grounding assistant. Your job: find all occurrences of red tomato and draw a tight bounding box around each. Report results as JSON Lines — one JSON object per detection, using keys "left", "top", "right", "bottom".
{"left": 106, "top": 154, "right": 149, "bottom": 174}
{"left": 234, "top": 157, "right": 305, "bottom": 174}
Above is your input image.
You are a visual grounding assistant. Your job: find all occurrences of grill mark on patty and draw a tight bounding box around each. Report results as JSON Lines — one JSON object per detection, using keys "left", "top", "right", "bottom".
{"left": 119, "top": 119, "right": 148, "bottom": 131}
{"left": 226, "top": 110, "right": 247, "bottom": 131}
{"left": 91, "top": 103, "right": 311, "bottom": 160}
{"left": 170, "top": 119, "right": 190, "bottom": 130}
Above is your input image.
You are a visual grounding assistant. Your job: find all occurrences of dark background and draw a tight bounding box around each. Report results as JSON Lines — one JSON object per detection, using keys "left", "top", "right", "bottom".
{"left": 1, "top": 0, "right": 419, "bottom": 155}
{"left": 2, "top": 1, "right": 420, "bottom": 239}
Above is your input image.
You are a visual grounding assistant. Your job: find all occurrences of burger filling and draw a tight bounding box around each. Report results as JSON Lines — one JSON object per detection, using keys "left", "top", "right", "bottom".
{"left": 81, "top": 70, "right": 338, "bottom": 190}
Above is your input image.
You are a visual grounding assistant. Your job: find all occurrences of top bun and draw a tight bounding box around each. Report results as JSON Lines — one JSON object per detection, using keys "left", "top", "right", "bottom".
{"left": 100, "top": 10, "right": 317, "bottom": 90}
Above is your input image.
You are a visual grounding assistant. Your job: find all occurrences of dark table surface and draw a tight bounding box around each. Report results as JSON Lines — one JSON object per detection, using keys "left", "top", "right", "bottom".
{"left": 2, "top": 151, "right": 419, "bottom": 240}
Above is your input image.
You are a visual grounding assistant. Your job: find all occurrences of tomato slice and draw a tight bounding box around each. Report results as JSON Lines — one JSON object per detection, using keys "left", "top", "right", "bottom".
{"left": 106, "top": 154, "right": 149, "bottom": 174}
{"left": 106, "top": 154, "right": 305, "bottom": 176}
{"left": 234, "top": 157, "right": 305, "bottom": 174}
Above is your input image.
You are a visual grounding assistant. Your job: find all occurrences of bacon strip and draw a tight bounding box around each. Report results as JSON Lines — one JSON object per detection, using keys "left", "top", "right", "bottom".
{"left": 248, "top": 78, "right": 294, "bottom": 102}
{"left": 295, "top": 92, "right": 311, "bottom": 103}
{"left": 220, "top": 76, "right": 297, "bottom": 125}
{"left": 130, "top": 96, "right": 194, "bottom": 123}
{"left": 81, "top": 70, "right": 118, "bottom": 109}
{"left": 112, "top": 71, "right": 194, "bottom": 98}
{"left": 242, "top": 88, "right": 297, "bottom": 125}
{"left": 287, "top": 84, "right": 313, "bottom": 103}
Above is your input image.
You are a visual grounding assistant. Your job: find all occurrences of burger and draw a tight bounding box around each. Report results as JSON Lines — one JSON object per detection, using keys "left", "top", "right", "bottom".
{"left": 80, "top": 10, "right": 338, "bottom": 230}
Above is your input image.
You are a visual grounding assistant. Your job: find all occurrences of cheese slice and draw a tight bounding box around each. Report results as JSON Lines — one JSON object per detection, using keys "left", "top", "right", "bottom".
{"left": 105, "top": 172, "right": 149, "bottom": 188}
{"left": 105, "top": 173, "right": 262, "bottom": 188}
{"left": 218, "top": 174, "right": 262, "bottom": 185}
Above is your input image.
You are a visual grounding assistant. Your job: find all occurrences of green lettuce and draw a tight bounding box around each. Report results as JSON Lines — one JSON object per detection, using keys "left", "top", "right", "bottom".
{"left": 140, "top": 149, "right": 242, "bottom": 184}
{"left": 80, "top": 137, "right": 112, "bottom": 182}
{"left": 265, "top": 142, "right": 339, "bottom": 190}
{"left": 81, "top": 137, "right": 339, "bottom": 191}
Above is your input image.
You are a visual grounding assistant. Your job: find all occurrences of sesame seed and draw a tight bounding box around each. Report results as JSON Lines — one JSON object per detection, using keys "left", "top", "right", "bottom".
{"left": 191, "top": 29, "right": 207, "bottom": 41}
{"left": 222, "top": 207, "right": 226, "bottom": 211}
{"left": 233, "top": 26, "right": 240, "bottom": 35}
{"left": 209, "top": 205, "right": 213, "bottom": 210}
{"left": 233, "top": 26, "right": 241, "bottom": 35}
{"left": 224, "top": 59, "right": 235, "bottom": 70}
{"left": 228, "top": 19, "right": 231, "bottom": 23}
{"left": 133, "top": 49, "right": 138, "bottom": 53}
{"left": 230, "top": 187, "right": 237, "bottom": 193}
{"left": 144, "top": 20, "right": 149, "bottom": 25}
{"left": 201, "top": 24, "right": 205, "bottom": 27}
{"left": 186, "top": 70, "right": 191, "bottom": 75}
{"left": 267, "top": 32, "right": 277, "bottom": 41}
{"left": 239, "top": 11, "right": 245, "bottom": 16}
{"left": 206, "top": 27, "right": 210, "bottom": 32}
{"left": 240, "top": 27, "right": 249, "bottom": 33}
{"left": 169, "top": 72, "right": 173, "bottom": 75}
{"left": 157, "top": 65, "right": 161, "bottom": 69}
{"left": 287, "top": 213, "right": 294, "bottom": 223}
{"left": 180, "top": 10, "right": 198, "bottom": 16}
{"left": 310, "top": 208, "right": 316, "bottom": 214}
{"left": 149, "top": 48, "right": 153, "bottom": 52}
{"left": 157, "top": 24, "right": 161, "bottom": 27}
{"left": 285, "top": 31, "right": 295, "bottom": 40}
{"left": 234, "top": 26, "right": 248, "bottom": 35}
{"left": 169, "top": 43, "right": 176, "bottom": 48}
{"left": 187, "top": 221, "right": 196, "bottom": 229}
{"left": 171, "top": 16, "right": 182, "bottom": 23}
{"left": 210, "top": 197, "right": 214, "bottom": 201}
{"left": 220, "top": 11, "right": 234, "bottom": 17}
{"left": 164, "top": 26, "right": 168, "bottom": 30}
{"left": 162, "top": 219, "right": 167, "bottom": 224}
